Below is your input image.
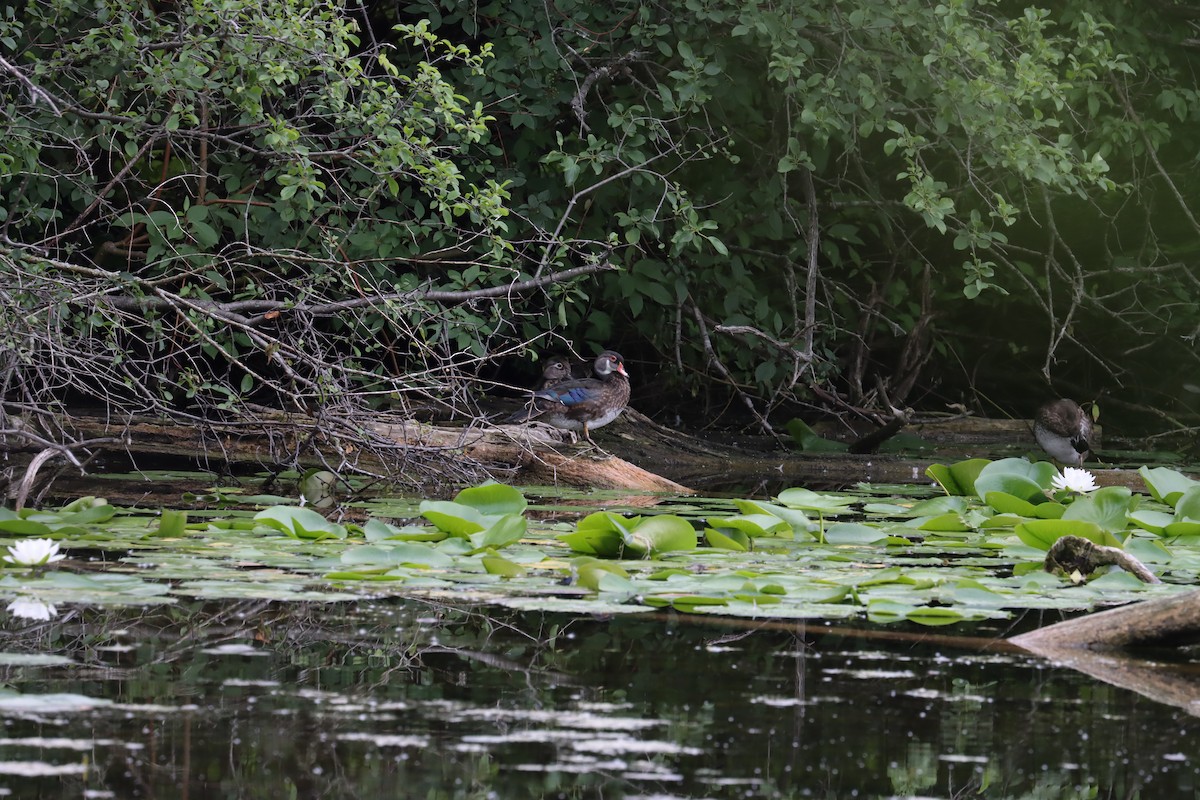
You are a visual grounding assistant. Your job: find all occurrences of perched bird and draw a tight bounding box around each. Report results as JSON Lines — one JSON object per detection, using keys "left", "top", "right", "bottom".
{"left": 507, "top": 350, "right": 630, "bottom": 440}
{"left": 1034, "top": 399, "right": 1093, "bottom": 467}
{"left": 534, "top": 356, "right": 574, "bottom": 390}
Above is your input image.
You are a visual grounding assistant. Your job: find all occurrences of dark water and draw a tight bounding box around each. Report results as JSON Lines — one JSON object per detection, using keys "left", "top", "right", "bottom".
{"left": 0, "top": 601, "right": 1197, "bottom": 799}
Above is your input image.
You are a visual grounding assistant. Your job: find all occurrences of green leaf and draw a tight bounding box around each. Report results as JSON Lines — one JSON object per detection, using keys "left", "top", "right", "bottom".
{"left": 777, "top": 487, "right": 857, "bottom": 513}
{"left": 253, "top": 506, "right": 347, "bottom": 540}
{"left": 705, "top": 528, "right": 750, "bottom": 551}
{"left": 572, "top": 558, "right": 630, "bottom": 591}
{"left": 419, "top": 500, "right": 489, "bottom": 536}
{"left": 731, "top": 499, "right": 812, "bottom": 534}
{"left": 1061, "top": 486, "right": 1133, "bottom": 534}
{"left": 1014, "top": 519, "right": 1120, "bottom": 551}
{"left": 822, "top": 523, "right": 887, "bottom": 545}
{"left": 621, "top": 515, "right": 697, "bottom": 557}
{"left": 454, "top": 482, "right": 528, "bottom": 516}
{"left": 973, "top": 459, "right": 1057, "bottom": 503}
{"left": 469, "top": 513, "right": 527, "bottom": 551}
{"left": 925, "top": 458, "right": 990, "bottom": 496}
{"left": 481, "top": 554, "right": 527, "bottom": 578}
{"left": 1176, "top": 486, "right": 1200, "bottom": 522}
{"left": 155, "top": 509, "right": 188, "bottom": 537}
{"left": 785, "top": 419, "right": 849, "bottom": 452}
{"left": 983, "top": 491, "right": 1038, "bottom": 517}
{"left": 705, "top": 513, "right": 789, "bottom": 538}
{"left": 1128, "top": 509, "right": 1175, "bottom": 535}
{"left": 1139, "top": 466, "right": 1200, "bottom": 508}
{"left": 0, "top": 520, "right": 54, "bottom": 536}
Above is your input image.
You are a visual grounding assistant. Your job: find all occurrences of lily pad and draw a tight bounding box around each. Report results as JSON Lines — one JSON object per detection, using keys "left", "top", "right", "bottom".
{"left": 254, "top": 506, "right": 348, "bottom": 540}
{"left": 1014, "top": 519, "right": 1122, "bottom": 551}
{"left": 925, "top": 458, "right": 990, "bottom": 496}
{"left": 1139, "top": 466, "right": 1199, "bottom": 508}
{"left": 777, "top": 487, "right": 857, "bottom": 513}
{"left": 973, "top": 459, "right": 1057, "bottom": 504}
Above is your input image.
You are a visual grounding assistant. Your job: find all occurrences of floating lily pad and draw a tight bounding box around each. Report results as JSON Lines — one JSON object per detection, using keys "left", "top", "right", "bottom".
{"left": 777, "top": 487, "right": 857, "bottom": 513}
{"left": 1139, "top": 466, "right": 1199, "bottom": 507}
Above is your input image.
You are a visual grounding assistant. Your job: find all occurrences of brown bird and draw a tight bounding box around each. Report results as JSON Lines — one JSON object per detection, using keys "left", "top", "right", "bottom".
{"left": 534, "top": 356, "right": 573, "bottom": 390}
{"left": 1034, "top": 399, "right": 1093, "bottom": 467}
{"left": 506, "top": 351, "right": 630, "bottom": 440}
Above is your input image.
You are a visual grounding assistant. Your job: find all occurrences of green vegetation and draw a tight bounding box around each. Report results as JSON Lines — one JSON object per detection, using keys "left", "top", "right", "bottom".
{"left": 2, "top": 0, "right": 1199, "bottom": 483}
{"left": 1, "top": 465, "right": 1198, "bottom": 625}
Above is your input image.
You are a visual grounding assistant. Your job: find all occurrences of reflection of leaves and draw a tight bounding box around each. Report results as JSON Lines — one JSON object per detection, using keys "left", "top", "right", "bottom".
{"left": 0, "top": 572, "right": 173, "bottom": 606}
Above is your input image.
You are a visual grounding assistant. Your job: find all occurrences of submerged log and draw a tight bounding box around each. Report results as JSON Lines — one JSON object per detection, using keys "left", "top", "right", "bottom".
{"left": 9, "top": 411, "right": 691, "bottom": 493}
{"left": 1010, "top": 589, "right": 1200, "bottom": 717}
{"left": 1010, "top": 588, "right": 1200, "bottom": 651}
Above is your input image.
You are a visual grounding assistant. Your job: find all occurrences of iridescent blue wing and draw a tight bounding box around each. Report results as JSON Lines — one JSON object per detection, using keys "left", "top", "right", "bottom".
{"left": 535, "top": 384, "right": 596, "bottom": 407}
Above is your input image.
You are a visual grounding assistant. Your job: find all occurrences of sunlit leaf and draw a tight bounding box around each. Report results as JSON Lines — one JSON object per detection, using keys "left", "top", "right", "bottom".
{"left": 622, "top": 515, "right": 697, "bottom": 557}
{"left": 155, "top": 509, "right": 188, "bottom": 537}
{"left": 481, "top": 554, "right": 527, "bottom": 578}
{"left": 925, "top": 458, "right": 990, "bottom": 496}
{"left": 777, "top": 487, "right": 857, "bottom": 513}
{"left": 418, "top": 500, "right": 489, "bottom": 536}
{"left": 973, "top": 459, "right": 1057, "bottom": 503}
{"left": 705, "top": 528, "right": 750, "bottom": 551}
{"left": 1139, "top": 466, "right": 1199, "bottom": 508}
{"left": 1061, "top": 486, "right": 1133, "bottom": 533}
{"left": 454, "top": 482, "right": 528, "bottom": 516}
{"left": 1014, "top": 519, "right": 1118, "bottom": 550}
{"left": 821, "top": 522, "right": 887, "bottom": 545}
{"left": 254, "top": 506, "right": 347, "bottom": 540}
{"left": 469, "top": 513, "right": 527, "bottom": 551}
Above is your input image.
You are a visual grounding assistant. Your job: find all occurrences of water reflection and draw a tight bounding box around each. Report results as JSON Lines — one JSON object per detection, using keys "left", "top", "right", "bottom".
{"left": 0, "top": 601, "right": 1195, "bottom": 798}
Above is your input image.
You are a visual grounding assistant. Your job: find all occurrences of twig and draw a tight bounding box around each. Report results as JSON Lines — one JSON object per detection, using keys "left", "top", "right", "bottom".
{"left": 688, "top": 302, "right": 779, "bottom": 438}
{"left": 569, "top": 50, "right": 645, "bottom": 131}
{"left": 0, "top": 55, "right": 61, "bottom": 115}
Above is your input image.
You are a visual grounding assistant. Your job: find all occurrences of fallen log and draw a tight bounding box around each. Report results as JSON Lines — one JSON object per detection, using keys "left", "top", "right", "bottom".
{"left": 6, "top": 411, "right": 692, "bottom": 493}
{"left": 1009, "top": 587, "right": 1200, "bottom": 651}
{"left": 1009, "top": 588, "right": 1200, "bottom": 717}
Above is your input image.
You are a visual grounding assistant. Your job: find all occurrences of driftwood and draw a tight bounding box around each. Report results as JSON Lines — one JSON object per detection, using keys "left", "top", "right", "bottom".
{"left": 5, "top": 411, "right": 691, "bottom": 493}
{"left": 1010, "top": 588, "right": 1200, "bottom": 651}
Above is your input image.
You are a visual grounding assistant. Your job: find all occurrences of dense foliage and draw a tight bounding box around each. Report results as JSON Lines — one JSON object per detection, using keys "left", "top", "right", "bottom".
{"left": 411, "top": 0, "right": 1200, "bottom": 428}
{"left": 1, "top": 0, "right": 1198, "bottom": 469}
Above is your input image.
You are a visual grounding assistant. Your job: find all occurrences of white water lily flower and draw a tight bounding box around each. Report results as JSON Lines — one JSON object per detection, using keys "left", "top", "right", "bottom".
{"left": 1051, "top": 467, "right": 1098, "bottom": 494}
{"left": 7, "top": 598, "right": 57, "bottom": 621}
{"left": 3, "top": 538, "right": 66, "bottom": 568}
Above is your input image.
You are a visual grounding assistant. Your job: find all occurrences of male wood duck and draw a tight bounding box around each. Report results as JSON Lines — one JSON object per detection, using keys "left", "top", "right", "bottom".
{"left": 507, "top": 350, "right": 630, "bottom": 440}
{"left": 1034, "top": 398, "right": 1093, "bottom": 467}
{"left": 535, "top": 356, "right": 573, "bottom": 390}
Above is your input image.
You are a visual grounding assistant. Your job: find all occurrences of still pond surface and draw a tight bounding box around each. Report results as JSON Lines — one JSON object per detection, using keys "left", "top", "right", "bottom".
{"left": 0, "top": 600, "right": 1196, "bottom": 799}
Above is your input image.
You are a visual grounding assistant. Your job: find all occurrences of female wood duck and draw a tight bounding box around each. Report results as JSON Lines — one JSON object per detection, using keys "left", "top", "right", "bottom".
{"left": 507, "top": 351, "right": 630, "bottom": 440}
{"left": 1034, "top": 398, "right": 1093, "bottom": 467}
{"left": 535, "top": 356, "right": 573, "bottom": 390}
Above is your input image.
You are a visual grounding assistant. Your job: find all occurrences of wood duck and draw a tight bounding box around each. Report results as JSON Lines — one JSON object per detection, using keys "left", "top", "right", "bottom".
{"left": 535, "top": 356, "right": 573, "bottom": 390}
{"left": 507, "top": 351, "right": 630, "bottom": 440}
{"left": 1034, "top": 398, "right": 1093, "bottom": 467}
